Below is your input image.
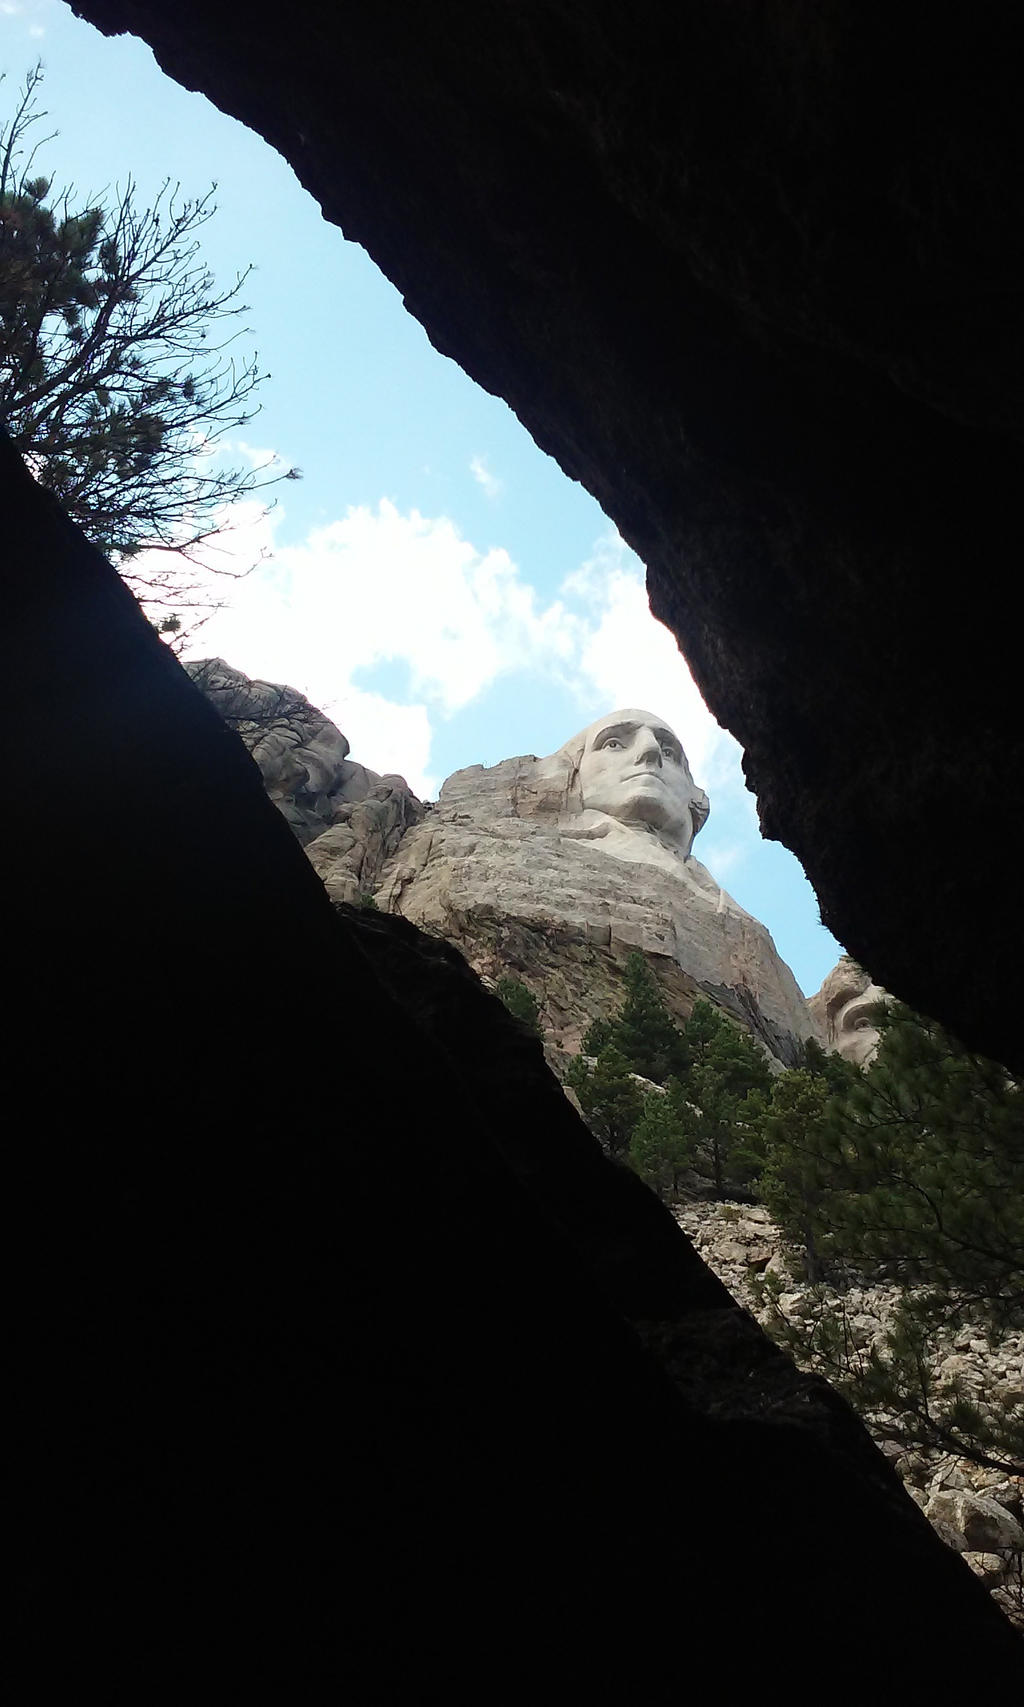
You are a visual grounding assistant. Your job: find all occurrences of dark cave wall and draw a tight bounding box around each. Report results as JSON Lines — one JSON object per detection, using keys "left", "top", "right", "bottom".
{"left": 7, "top": 1, "right": 1024, "bottom": 1684}
{"left": 72, "top": 0, "right": 1024, "bottom": 1070}
{"left": 5, "top": 425, "right": 1022, "bottom": 1682}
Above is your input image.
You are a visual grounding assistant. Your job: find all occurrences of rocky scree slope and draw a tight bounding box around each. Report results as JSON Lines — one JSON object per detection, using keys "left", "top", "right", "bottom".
{"left": 679, "top": 1199, "right": 1024, "bottom": 1630}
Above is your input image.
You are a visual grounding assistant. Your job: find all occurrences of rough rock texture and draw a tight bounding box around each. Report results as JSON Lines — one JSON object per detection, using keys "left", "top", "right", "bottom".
{"left": 341, "top": 908, "right": 1024, "bottom": 1634}
{"left": 808, "top": 954, "right": 889, "bottom": 1068}
{"left": 369, "top": 751, "right": 817, "bottom": 1064}
{"left": 187, "top": 657, "right": 422, "bottom": 893}
{"left": 72, "top": 0, "right": 1024, "bottom": 1075}
{"left": 10, "top": 1, "right": 1024, "bottom": 1685}
{"left": 6, "top": 423, "right": 1022, "bottom": 1685}
{"left": 187, "top": 665, "right": 816, "bottom": 1063}
{"left": 679, "top": 1199, "right": 1024, "bottom": 1629}
{"left": 413, "top": 907, "right": 709, "bottom": 1072}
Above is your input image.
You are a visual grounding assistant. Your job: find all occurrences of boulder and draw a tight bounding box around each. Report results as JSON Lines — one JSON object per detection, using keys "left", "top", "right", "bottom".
{"left": 923, "top": 1492, "right": 1024, "bottom": 1555}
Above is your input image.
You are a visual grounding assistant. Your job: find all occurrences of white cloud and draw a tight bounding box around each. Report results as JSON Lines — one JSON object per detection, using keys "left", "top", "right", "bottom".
{"left": 469, "top": 454, "right": 502, "bottom": 499}
{"left": 327, "top": 689, "right": 436, "bottom": 799}
{"left": 270, "top": 499, "right": 580, "bottom": 712}
{"left": 126, "top": 494, "right": 276, "bottom": 608}
{"left": 697, "top": 838, "right": 745, "bottom": 876}
{"left": 232, "top": 439, "right": 290, "bottom": 472}
{"left": 180, "top": 498, "right": 585, "bottom": 791}
{"left": 169, "top": 499, "right": 745, "bottom": 809}
{"left": 561, "top": 532, "right": 738, "bottom": 790}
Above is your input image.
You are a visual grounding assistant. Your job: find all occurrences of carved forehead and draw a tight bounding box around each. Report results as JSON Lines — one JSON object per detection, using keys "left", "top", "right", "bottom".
{"left": 824, "top": 958, "right": 873, "bottom": 1011}
{"left": 569, "top": 708, "right": 686, "bottom": 758}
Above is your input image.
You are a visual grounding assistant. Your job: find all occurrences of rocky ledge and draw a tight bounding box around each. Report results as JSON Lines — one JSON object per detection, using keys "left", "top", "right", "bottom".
{"left": 677, "top": 1199, "right": 1024, "bottom": 1629}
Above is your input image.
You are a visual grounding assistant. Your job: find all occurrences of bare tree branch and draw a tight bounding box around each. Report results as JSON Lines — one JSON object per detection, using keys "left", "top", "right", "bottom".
{"left": 0, "top": 66, "right": 301, "bottom": 644}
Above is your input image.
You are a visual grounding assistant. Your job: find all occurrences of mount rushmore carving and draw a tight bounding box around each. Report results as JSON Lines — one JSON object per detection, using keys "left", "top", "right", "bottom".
{"left": 189, "top": 661, "right": 860, "bottom": 1063}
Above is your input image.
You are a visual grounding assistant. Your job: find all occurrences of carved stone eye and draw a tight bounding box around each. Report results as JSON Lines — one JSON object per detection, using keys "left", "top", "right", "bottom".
{"left": 604, "top": 738, "right": 623, "bottom": 749}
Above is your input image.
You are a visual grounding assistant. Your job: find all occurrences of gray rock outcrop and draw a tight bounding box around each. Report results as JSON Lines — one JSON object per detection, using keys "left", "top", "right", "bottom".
{"left": 677, "top": 1199, "right": 1024, "bottom": 1631}
{"left": 369, "top": 712, "right": 820, "bottom": 1065}
{"left": 809, "top": 954, "right": 889, "bottom": 1067}
{"left": 187, "top": 657, "right": 422, "bottom": 900}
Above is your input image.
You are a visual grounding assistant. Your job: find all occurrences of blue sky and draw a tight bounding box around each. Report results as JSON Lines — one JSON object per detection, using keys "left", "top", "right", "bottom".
{"left": 2, "top": 1, "right": 844, "bottom": 994}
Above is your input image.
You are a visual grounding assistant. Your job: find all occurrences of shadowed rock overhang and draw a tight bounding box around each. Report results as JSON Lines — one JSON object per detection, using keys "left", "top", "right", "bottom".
{"left": 73, "top": 0, "right": 1024, "bottom": 1071}
{"left": 5, "top": 3, "right": 1022, "bottom": 1689}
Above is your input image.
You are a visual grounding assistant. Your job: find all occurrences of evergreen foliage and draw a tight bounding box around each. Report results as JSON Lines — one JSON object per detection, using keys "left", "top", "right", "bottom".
{"left": 569, "top": 952, "right": 684, "bottom": 1167}
{"left": 565, "top": 950, "right": 1022, "bottom": 1474}
{"left": 567, "top": 959, "right": 771, "bottom": 1197}
{"left": 566, "top": 1044, "right": 643, "bottom": 1157}
{"left": 627, "top": 1082, "right": 692, "bottom": 1197}
{"left": 579, "top": 1014, "right": 617, "bottom": 1059}
{"left": 0, "top": 67, "right": 299, "bottom": 638}
{"left": 758, "top": 1067, "right": 844, "bottom": 1279}
{"left": 762, "top": 1004, "right": 1023, "bottom": 1320}
{"left": 678, "top": 999, "right": 773, "bottom": 1195}
{"left": 604, "top": 952, "right": 687, "bottom": 1084}
{"left": 757, "top": 1003, "right": 1024, "bottom": 1472}
{"left": 802, "top": 1032, "right": 863, "bottom": 1093}
{"left": 496, "top": 976, "right": 541, "bottom": 1037}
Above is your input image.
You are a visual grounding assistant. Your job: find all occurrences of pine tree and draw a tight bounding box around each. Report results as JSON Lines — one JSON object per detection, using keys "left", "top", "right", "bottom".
{"left": 496, "top": 976, "right": 541, "bottom": 1037}
{"left": 566, "top": 1044, "right": 644, "bottom": 1158}
{"left": 608, "top": 952, "right": 687, "bottom": 1084}
{"left": 0, "top": 66, "right": 299, "bottom": 638}
{"left": 569, "top": 967, "right": 773, "bottom": 1197}
{"left": 579, "top": 1014, "right": 617, "bottom": 1058}
{"left": 569, "top": 953, "right": 685, "bottom": 1165}
{"left": 764, "top": 1004, "right": 1023, "bottom": 1317}
{"left": 758, "top": 1068, "right": 843, "bottom": 1279}
{"left": 676, "top": 999, "right": 772, "bottom": 1196}
{"left": 628, "top": 1083, "right": 692, "bottom": 1199}
{"left": 757, "top": 1004, "right": 1024, "bottom": 1472}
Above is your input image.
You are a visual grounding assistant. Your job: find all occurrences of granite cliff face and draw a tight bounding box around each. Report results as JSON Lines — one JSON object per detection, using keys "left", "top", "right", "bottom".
{"left": 190, "top": 668, "right": 819, "bottom": 1065}
{"left": 14, "top": 4, "right": 1024, "bottom": 1682}
{"left": 371, "top": 750, "right": 817, "bottom": 1065}
{"left": 186, "top": 663, "right": 1021, "bottom": 1637}
{"left": 679, "top": 1199, "right": 1024, "bottom": 1631}
{"left": 186, "top": 658, "right": 423, "bottom": 898}
{"left": 74, "top": 0, "right": 1024, "bottom": 1078}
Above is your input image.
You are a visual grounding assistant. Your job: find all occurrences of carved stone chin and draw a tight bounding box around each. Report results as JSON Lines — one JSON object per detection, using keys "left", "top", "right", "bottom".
{"left": 371, "top": 708, "right": 819, "bottom": 1065}
{"left": 551, "top": 707, "right": 710, "bottom": 859}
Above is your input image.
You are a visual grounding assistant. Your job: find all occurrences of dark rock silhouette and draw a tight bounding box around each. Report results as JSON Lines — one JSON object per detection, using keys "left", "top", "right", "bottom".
{"left": 7, "top": 434, "right": 1020, "bottom": 1686}
{"left": 73, "top": 0, "right": 1024, "bottom": 1073}
{"left": 10, "top": 1, "right": 1024, "bottom": 1686}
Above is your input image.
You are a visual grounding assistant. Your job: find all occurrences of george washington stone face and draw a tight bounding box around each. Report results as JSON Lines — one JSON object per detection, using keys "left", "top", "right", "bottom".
{"left": 562, "top": 709, "right": 709, "bottom": 858}
{"left": 370, "top": 702, "right": 820, "bottom": 1062}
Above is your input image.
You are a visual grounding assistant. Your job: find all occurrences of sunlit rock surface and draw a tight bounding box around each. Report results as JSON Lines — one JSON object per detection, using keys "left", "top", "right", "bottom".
{"left": 42, "top": 1, "right": 1024, "bottom": 1680}
{"left": 808, "top": 954, "right": 889, "bottom": 1067}
{"left": 373, "top": 710, "right": 818, "bottom": 1064}
{"left": 73, "top": 0, "right": 1024, "bottom": 1075}
{"left": 8, "top": 428, "right": 1023, "bottom": 1686}
{"left": 187, "top": 657, "right": 422, "bottom": 897}
{"left": 679, "top": 1198, "right": 1024, "bottom": 1630}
